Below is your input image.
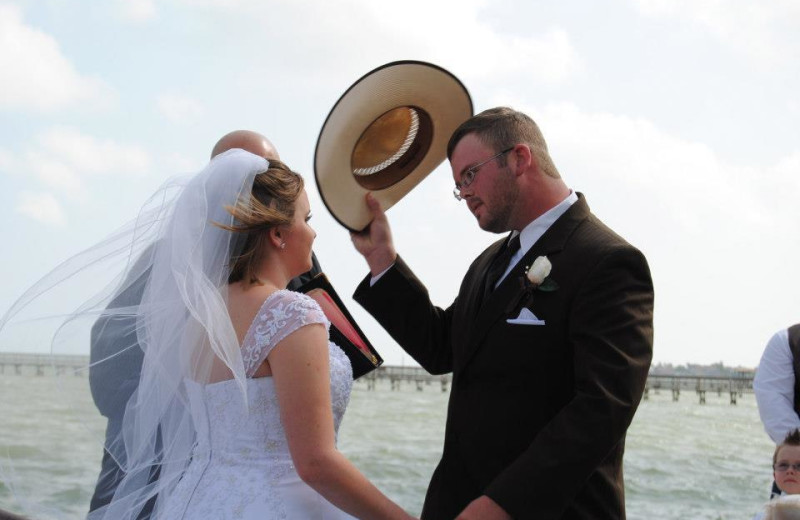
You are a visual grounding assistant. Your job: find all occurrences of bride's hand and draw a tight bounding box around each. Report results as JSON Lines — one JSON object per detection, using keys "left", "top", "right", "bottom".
{"left": 455, "top": 495, "right": 511, "bottom": 520}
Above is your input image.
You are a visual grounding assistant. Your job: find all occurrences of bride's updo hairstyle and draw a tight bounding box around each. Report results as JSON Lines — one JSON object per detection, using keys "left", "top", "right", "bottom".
{"left": 218, "top": 159, "right": 304, "bottom": 285}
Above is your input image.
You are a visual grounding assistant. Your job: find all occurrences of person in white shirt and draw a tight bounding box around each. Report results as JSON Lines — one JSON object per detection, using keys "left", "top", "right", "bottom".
{"left": 755, "top": 328, "right": 800, "bottom": 443}
{"left": 755, "top": 325, "right": 800, "bottom": 498}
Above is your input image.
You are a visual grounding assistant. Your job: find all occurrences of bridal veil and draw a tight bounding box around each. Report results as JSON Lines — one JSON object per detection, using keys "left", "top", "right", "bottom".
{"left": 0, "top": 149, "right": 270, "bottom": 518}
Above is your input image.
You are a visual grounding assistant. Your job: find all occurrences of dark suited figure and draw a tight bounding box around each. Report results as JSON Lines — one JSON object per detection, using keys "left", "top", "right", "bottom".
{"left": 0, "top": 508, "right": 29, "bottom": 520}
{"left": 88, "top": 130, "right": 322, "bottom": 516}
{"left": 351, "top": 108, "right": 653, "bottom": 519}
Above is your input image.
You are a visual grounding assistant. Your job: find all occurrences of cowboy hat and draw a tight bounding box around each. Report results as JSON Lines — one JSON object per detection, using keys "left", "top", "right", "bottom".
{"left": 314, "top": 60, "right": 473, "bottom": 231}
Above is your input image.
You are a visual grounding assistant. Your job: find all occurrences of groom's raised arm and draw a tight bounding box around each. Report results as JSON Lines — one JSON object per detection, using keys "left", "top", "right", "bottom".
{"left": 351, "top": 194, "right": 455, "bottom": 375}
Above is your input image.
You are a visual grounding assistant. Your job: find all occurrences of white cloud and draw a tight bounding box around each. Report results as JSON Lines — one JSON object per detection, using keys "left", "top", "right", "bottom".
{"left": 0, "top": 148, "right": 14, "bottom": 173}
{"left": 16, "top": 191, "right": 66, "bottom": 226}
{"left": 5, "top": 127, "right": 152, "bottom": 214}
{"left": 435, "top": 26, "right": 582, "bottom": 86}
{"left": 36, "top": 127, "right": 151, "bottom": 176}
{"left": 536, "top": 102, "right": 774, "bottom": 232}
{"left": 26, "top": 155, "right": 84, "bottom": 199}
{"left": 350, "top": 0, "right": 582, "bottom": 85}
{"left": 163, "top": 152, "right": 202, "bottom": 174}
{"left": 0, "top": 3, "right": 115, "bottom": 111}
{"left": 117, "top": 0, "right": 157, "bottom": 22}
{"left": 156, "top": 93, "right": 205, "bottom": 124}
{"left": 630, "top": 0, "right": 800, "bottom": 66}
{"left": 173, "top": 0, "right": 581, "bottom": 86}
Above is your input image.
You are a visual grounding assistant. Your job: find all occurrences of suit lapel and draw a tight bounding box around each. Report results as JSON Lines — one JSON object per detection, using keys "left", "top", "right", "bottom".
{"left": 453, "top": 239, "right": 504, "bottom": 351}
{"left": 456, "top": 194, "right": 592, "bottom": 374}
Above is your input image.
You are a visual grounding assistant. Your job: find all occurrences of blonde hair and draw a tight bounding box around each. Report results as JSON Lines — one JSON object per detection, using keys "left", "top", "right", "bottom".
{"left": 216, "top": 159, "right": 304, "bottom": 285}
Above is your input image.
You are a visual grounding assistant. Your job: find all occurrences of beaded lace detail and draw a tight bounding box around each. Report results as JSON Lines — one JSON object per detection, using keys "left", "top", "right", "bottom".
{"left": 241, "top": 290, "right": 329, "bottom": 376}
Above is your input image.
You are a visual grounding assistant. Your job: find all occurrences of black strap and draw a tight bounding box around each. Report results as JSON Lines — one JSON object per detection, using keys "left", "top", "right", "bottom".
{"left": 789, "top": 324, "right": 800, "bottom": 354}
{"left": 786, "top": 324, "right": 800, "bottom": 421}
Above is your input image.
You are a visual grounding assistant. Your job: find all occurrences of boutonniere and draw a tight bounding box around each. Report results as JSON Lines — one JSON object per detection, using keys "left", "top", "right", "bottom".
{"left": 506, "top": 256, "right": 559, "bottom": 315}
{"left": 525, "top": 256, "right": 558, "bottom": 292}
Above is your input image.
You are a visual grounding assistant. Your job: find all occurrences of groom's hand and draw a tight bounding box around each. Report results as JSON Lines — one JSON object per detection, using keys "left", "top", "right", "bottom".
{"left": 456, "top": 496, "right": 511, "bottom": 520}
{"left": 349, "top": 193, "right": 397, "bottom": 276}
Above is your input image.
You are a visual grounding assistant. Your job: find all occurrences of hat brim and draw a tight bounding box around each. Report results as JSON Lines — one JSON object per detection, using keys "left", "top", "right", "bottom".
{"left": 314, "top": 61, "right": 473, "bottom": 232}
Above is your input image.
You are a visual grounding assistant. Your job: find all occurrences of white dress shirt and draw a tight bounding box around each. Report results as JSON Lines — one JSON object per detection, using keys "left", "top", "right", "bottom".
{"left": 494, "top": 190, "right": 578, "bottom": 287}
{"left": 754, "top": 328, "right": 800, "bottom": 444}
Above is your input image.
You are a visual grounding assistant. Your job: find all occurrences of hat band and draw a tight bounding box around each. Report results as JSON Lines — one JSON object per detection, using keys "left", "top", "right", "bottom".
{"left": 349, "top": 106, "right": 433, "bottom": 191}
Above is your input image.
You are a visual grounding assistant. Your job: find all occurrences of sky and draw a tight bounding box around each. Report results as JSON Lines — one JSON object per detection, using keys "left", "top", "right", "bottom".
{"left": 0, "top": 0, "right": 799, "bottom": 368}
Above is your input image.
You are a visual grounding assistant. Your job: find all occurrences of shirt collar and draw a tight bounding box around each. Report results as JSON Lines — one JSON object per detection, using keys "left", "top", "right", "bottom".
{"left": 515, "top": 190, "right": 578, "bottom": 254}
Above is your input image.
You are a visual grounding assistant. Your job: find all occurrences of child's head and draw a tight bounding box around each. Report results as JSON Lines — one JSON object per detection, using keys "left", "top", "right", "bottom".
{"left": 774, "top": 429, "right": 800, "bottom": 495}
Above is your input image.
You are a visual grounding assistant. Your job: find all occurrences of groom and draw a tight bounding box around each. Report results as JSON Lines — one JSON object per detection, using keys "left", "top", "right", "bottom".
{"left": 351, "top": 107, "right": 654, "bottom": 519}
{"left": 88, "top": 130, "right": 322, "bottom": 516}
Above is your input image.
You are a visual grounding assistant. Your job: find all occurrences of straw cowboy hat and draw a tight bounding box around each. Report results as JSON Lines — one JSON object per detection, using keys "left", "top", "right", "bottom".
{"left": 314, "top": 60, "right": 473, "bottom": 231}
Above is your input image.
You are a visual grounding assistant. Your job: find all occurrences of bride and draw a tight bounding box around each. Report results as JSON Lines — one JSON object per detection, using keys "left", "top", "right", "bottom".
{"left": 2, "top": 149, "right": 414, "bottom": 519}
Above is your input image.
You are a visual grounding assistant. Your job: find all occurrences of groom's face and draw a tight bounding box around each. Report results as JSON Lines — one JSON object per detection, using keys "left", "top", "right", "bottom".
{"left": 451, "top": 133, "right": 516, "bottom": 233}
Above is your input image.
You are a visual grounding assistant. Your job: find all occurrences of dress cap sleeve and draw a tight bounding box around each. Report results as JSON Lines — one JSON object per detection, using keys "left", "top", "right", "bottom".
{"left": 241, "top": 290, "right": 328, "bottom": 377}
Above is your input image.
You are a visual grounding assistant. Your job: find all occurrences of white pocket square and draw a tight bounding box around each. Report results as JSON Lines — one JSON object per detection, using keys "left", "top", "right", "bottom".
{"left": 506, "top": 307, "right": 546, "bottom": 326}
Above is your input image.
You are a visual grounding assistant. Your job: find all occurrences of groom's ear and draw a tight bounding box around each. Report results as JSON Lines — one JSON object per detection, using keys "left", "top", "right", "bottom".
{"left": 512, "top": 144, "right": 533, "bottom": 177}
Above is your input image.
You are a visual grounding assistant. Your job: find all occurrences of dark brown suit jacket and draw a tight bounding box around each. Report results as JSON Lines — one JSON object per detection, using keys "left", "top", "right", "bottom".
{"left": 354, "top": 194, "right": 653, "bottom": 519}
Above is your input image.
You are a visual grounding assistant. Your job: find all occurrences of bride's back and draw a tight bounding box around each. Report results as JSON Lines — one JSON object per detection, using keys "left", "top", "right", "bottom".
{"left": 207, "top": 281, "right": 278, "bottom": 382}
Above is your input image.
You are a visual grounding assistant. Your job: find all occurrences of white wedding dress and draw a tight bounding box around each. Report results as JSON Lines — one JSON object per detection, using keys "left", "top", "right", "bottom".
{"left": 159, "top": 290, "right": 356, "bottom": 519}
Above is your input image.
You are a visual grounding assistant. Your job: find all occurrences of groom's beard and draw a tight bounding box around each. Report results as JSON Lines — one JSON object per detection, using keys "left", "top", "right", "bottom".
{"left": 474, "top": 168, "right": 518, "bottom": 234}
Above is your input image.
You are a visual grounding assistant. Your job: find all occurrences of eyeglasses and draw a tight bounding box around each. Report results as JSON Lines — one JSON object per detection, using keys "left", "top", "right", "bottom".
{"left": 774, "top": 463, "right": 800, "bottom": 472}
{"left": 452, "top": 146, "right": 514, "bottom": 201}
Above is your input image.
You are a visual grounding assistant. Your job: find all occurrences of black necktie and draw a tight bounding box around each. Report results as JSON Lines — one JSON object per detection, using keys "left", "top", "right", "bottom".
{"left": 483, "top": 234, "right": 521, "bottom": 298}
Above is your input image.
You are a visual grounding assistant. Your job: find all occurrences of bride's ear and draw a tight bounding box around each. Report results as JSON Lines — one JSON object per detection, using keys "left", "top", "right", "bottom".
{"left": 268, "top": 227, "right": 284, "bottom": 250}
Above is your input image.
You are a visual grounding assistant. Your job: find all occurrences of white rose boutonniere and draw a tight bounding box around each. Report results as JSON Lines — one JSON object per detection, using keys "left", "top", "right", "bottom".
{"left": 526, "top": 256, "right": 552, "bottom": 286}
{"left": 525, "top": 256, "right": 558, "bottom": 292}
{"left": 506, "top": 256, "right": 559, "bottom": 315}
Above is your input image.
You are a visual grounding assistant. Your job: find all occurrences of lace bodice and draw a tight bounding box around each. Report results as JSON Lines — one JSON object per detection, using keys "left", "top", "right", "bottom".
{"left": 241, "top": 290, "right": 327, "bottom": 375}
{"left": 160, "top": 290, "right": 355, "bottom": 519}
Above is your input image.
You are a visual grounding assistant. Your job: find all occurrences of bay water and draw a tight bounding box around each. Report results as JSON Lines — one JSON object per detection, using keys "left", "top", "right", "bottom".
{"left": 0, "top": 373, "right": 777, "bottom": 519}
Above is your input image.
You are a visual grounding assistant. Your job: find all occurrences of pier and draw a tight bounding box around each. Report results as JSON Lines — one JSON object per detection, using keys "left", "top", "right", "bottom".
{"left": 359, "top": 370, "right": 757, "bottom": 401}
{"left": 358, "top": 370, "right": 757, "bottom": 401}
{"left": 644, "top": 374, "right": 753, "bottom": 405}
{"left": 0, "top": 353, "right": 756, "bottom": 403}
{"left": 0, "top": 353, "right": 89, "bottom": 376}
{"left": 358, "top": 366, "right": 451, "bottom": 392}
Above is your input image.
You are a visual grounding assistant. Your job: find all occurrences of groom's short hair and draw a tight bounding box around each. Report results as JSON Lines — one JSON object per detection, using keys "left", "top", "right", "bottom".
{"left": 446, "top": 106, "right": 561, "bottom": 179}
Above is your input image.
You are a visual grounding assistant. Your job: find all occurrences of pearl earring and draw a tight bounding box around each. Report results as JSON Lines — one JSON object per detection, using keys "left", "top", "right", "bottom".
{"left": 280, "top": 242, "right": 286, "bottom": 250}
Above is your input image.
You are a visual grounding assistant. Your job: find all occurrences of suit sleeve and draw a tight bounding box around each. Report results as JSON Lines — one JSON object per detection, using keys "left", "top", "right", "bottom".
{"left": 353, "top": 255, "right": 455, "bottom": 375}
{"left": 89, "top": 267, "right": 149, "bottom": 418}
{"left": 485, "top": 246, "right": 654, "bottom": 517}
